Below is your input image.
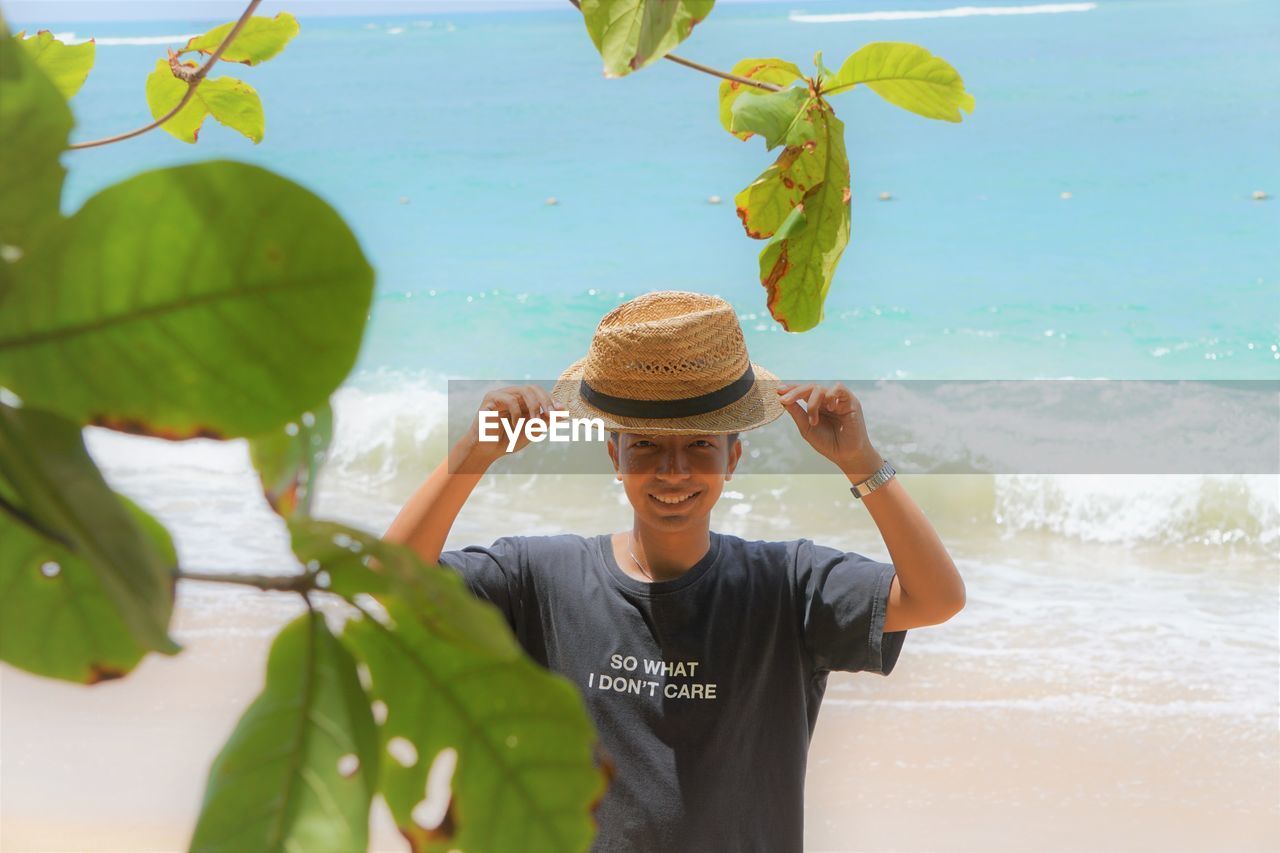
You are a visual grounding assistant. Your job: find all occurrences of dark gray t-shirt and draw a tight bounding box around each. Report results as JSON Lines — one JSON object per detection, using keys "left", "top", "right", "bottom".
{"left": 438, "top": 530, "right": 907, "bottom": 853}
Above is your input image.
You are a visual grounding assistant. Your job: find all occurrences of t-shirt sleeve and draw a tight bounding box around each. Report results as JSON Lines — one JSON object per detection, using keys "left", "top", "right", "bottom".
{"left": 792, "top": 538, "right": 907, "bottom": 676}
{"left": 436, "top": 536, "right": 524, "bottom": 629}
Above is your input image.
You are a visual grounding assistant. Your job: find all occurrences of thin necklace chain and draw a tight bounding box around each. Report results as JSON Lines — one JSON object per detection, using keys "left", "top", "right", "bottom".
{"left": 627, "top": 533, "right": 654, "bottom": 582}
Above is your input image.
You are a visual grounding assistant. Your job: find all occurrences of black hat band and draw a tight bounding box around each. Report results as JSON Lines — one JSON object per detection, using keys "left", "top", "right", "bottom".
{"left": 579, "top": 364, "right": 755, "bottom": 419}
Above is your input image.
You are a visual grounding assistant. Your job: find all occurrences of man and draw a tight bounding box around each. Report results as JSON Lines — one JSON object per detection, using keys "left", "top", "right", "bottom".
{"left": 383, "top": 290, "right": 965, "bottom": 852}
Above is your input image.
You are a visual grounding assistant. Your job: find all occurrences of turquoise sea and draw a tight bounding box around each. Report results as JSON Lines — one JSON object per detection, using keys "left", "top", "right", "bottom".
{"left": 35, "top": 0, "right": 1280, "bottom": 383}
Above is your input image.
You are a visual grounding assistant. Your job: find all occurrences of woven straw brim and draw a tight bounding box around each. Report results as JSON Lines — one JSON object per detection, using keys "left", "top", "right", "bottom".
{"left": 552, "top": 357, "right": 787, "bottom": 436}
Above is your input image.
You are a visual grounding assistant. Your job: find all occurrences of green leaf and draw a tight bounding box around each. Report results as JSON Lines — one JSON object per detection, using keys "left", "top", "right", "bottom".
{"left": 290, "top": 518, "right": 605, "bottom": 850}
{"left": 823, "top": 41, "right": 975, "bottom": 122}
{"left": 15, "top": 30, "right": 95, "bottom": 99}
{"left": 717, "top": 57, "right": 804, "bottom": 141}
{"left": 0, "top": 484, "right": 175, "bottom": 683}
{"left": 343, "top": 596, "right": 604, "bottom": 852}
{"left": 579, "top": 0, "right": 715, "bottom": 78}
{"left": 182, "top": 12, "right": 300, "bottom": 66}
{"left": 144, "top": 59, "right": 265, "bottom": 144}
{"left": 729, "top": 85, "right": 814, "bottom": 151}
{"left": 249, "top": 402, "right": 333, "bottom": 520}
{"left": 190, "top": 610, "right": 378, "bottom": 852}
{"left": 734, "top": 135, "right": 828, "bottom": 240}
{"left": 0, "top": 403, "right": 179, "bottom": 660}
{"left": 288, "top": 519, "right": 520, "bottom": 660}
{"left": 756, "top": 105, "right": 851, "bottom": 332}
{"left": 0, "top": 20, "right": 72, "bottom": 255}
{"left": 0, "top": 161, "right": 375, "bottom": 441}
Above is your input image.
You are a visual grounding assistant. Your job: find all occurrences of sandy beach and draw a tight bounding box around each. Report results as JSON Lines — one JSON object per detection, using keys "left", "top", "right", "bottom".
{"left": 3, "top": 508, "right": 1276, "bottom": 852}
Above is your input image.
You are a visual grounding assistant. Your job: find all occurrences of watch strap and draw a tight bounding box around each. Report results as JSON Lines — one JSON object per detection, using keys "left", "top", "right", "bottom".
{"left": 849, "top": 459, "right": 896, "bottom": 500}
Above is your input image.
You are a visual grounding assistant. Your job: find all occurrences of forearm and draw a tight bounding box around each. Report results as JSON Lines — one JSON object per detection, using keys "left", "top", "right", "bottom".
{"left": 382, "top": 439, "right": 493, "bottom": 564}
{"left": 843, "top": 461, "right": 966, "bottom": 612}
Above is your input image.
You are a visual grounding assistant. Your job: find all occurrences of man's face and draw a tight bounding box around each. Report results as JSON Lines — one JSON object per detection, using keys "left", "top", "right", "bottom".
{"left": 607, "top": 432, "right": 742, "bottom": 530}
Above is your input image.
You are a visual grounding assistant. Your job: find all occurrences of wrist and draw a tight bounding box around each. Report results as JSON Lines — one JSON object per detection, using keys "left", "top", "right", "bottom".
{"left": 450, "top": 435, "right": 498, "bottom": 474}
{"left": 838, "top": 451, "right": 885, "bottom": 483}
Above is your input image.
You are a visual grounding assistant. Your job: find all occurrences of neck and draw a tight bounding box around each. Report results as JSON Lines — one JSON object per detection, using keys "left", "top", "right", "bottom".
{"left": 629, "top": 518, "right": 712, "bottom": 582}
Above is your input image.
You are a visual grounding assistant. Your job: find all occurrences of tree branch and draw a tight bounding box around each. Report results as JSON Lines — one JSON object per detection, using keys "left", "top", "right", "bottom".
{"left": 68, "top": 0, "right": 264, "bottom": 150}
{"left": 177, "top": 569, "right": 316, "bottom": 593}
{"left": 566, "top": 0, "right": 783, "bottom": 92}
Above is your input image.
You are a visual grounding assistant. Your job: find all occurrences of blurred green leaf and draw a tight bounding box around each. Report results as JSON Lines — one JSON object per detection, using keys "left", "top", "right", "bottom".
{"left": 0, "top": 20, "right": 71, "bottom": 254}
{"left": 182, "top": 12, "right": 300, "bottom": 66}
{"left": 717, "top": 57, "right": 803, "bottom": 141}
{"left": 756, "top": 105, "right": 851, "bottom": 332}
{"left": 0, "top": 161, "right": 374, "bottom": 441}
{"left": 290, "top": 518, "right": 605, "bottom": 850}
{"left": 144, "top": 59, "right": 265, "bottom": 144}
{"left": 343, "top": 596, "right": 604, "bottom": 852}
{"left": 289, "top": 519, "right": 520, "bottom": 660}
{"left": 579, "top": 0, "right": 715, "bottom": 78}
{"left": 190, "top": 610, "right": 378, "bottom": 852}
{"left": 0, "top": 482, "right": 176, "bottom": 683}
{"left": 14, "top": 30, "right": 95, "bottom": 99}
{"left": 729, "top": 85, "right": 813, "bottom": 151}
{"left": 0, "top": 403, "right": 179, "bottom": 659}
{"left": 249, "top": 402, "right": 333, "bottom": 520}
{"left": 824, "top": 41, "right": 975, "bottom": 121}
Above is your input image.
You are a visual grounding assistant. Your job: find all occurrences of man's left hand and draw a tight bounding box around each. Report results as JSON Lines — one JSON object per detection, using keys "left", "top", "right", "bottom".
{"left": 776, "top": 382, "right": 884, "bottom": 480}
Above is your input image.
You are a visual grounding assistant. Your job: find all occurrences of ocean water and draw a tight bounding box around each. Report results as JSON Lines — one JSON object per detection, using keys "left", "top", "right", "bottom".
{"left": 10, "top": 0, "right": 1278, "bottom": 736}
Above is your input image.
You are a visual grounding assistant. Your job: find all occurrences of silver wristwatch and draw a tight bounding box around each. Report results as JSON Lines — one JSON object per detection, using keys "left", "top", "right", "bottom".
{"left": 849, "top": 459, "right": 896, "bottom": 500}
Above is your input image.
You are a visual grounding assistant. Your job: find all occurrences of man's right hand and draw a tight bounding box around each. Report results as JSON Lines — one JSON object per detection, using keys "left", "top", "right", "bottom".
{"left": 460, "top": 384, "right": 560, "bottom": 466}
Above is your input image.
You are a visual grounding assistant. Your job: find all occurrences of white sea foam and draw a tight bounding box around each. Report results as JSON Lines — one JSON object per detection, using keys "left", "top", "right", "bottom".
{"left": 789, "top": 3, "right": 1097, "bottom": 23}
{"left": 80, "top": 370, "right": 1279, "bottom": 554}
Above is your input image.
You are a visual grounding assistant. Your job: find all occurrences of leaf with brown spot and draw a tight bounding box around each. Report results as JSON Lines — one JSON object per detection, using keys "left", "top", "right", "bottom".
{"left": 733, "top": 106, "right": 828, "bottom": 241}
{"left": 86, "top": 664, "right": 126, "bottom": 684}
{"left": 180, "top": 12, "right": 300, "bottom": 66}
{"left": 755, "top": 104, "right": 851, "bottom": 332}
{"left": 579, "top": 0, "right": 716, "bottom": 78}
{"left": 717, "top": 57, "right": 804, "bottom": 140}
{"left": 144, "top": 58, "right": 265, "bottom": 145}
{"left": 0, "top": 404, "right": 180, "bottom": 682}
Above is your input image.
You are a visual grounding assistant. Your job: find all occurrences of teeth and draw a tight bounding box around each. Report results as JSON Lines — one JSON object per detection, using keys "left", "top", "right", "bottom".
{"left": 653, "top": 492, "right": 697, "bottom": 504}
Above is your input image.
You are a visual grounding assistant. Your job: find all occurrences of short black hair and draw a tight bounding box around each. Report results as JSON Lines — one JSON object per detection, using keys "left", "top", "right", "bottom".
{"left": 609, "top": 431, "right": 739, "bottom": 446}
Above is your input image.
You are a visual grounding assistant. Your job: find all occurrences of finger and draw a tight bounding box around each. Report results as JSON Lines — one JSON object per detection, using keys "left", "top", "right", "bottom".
{"left": 518, "top": 386, "right": 542, "bottom": 419}
{"left": 536, "top": 386, "right": 559, "bottom": 417}
{"left": 527, "top": 384, "right": 552, "bottom": 417}
{"left": 805, "top": 387, "right": 823, "bottom": 425}
{"left": 491, "top": 391, "right": 524, "bottom": 420}
{"left": 779, "top": 382, "right": 814, "bottom": 405}
{"left": 783, "top": 396, "right": 810, "bottom": 434}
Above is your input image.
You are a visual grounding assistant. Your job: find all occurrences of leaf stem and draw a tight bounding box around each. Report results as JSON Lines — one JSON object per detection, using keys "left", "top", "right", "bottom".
{"left": 178, "top": 569, "right": 316, "bottom": 593}
{"left": 68, "top": 0, "right": 264, "bottom": 150}
{"left": 566, "top": 0, "right": 782, "bottom": 92}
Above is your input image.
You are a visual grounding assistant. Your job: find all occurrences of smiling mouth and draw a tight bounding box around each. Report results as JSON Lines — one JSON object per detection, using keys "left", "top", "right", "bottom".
{"left": 649, "top": 490, "right": 702, "bottom": 507}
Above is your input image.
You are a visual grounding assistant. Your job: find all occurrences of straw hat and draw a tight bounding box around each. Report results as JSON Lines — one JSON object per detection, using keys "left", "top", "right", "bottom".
{"left": 552, "top": 290, "right": 786, "bottom": 435}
